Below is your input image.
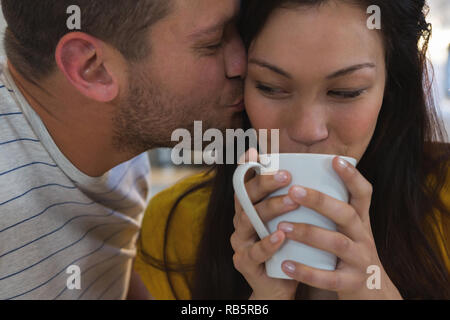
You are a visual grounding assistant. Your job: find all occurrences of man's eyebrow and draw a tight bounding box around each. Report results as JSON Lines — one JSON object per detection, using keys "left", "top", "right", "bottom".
{"left": 190, "top": 21, "right": 224, "bottom": 39}
{"left": 326, "top": 63, "right": 376, "bottom": 79}
{"left": 248, "top": 59, "right": 292, "bottom": 79}
{"left": 190, "top": 14, "right": 238, "bottom": 40}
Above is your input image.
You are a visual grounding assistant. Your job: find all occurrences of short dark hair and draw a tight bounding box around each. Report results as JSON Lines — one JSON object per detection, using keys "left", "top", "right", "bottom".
{"left": 1, "top": 0, "right": 172, "bottom": 81}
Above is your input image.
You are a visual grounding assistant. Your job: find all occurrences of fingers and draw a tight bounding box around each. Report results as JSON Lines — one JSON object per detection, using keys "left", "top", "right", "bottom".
{"left": 278, "top": 222, "right": 363, "bottom": 267}
{"left": 232, "top": 230, "right": 286, "bottom": 279}
{"left": 248, "top": 231, "right": 285, "bottom": 264}
{"left": 238, "top": 147, "right": 259, "bottom": 166}
{"left": 240, "top": 148, "right": 260, "bottom": 183}
{"left": 238, "top": 148, "right": 292, "bottom": 204}
{"left": 233, "top": 150, "right": 295, "bottom": 240}
{"left": 245, "top": 170, "right": 292, "bottom": 204}
{"left": 332, "top": 157, "right": 373, "bottom": 224}
{"left": 287, "top": 185, "right": 364, "bottom": 242}
{"left": 233, "top": 194, "right": 299, "bottom": 239}
{"left": 281, "top": 261, "right": 364, "bottom": 293}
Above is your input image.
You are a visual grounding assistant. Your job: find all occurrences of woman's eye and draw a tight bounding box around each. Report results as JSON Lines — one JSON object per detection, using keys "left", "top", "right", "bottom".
{"left": 256, "top": 83, "right": 286, "bottom": 96}
{"left": 328, "top": 89, "right": 366, "bottom": 99}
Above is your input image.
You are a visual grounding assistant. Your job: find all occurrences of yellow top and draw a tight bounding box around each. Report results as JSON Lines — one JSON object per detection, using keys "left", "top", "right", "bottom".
{"left": 134, "top": 171, "right": 214, "bottom": 300}
{"left": 135, "top": 168, "right": 450, "bottom": 300}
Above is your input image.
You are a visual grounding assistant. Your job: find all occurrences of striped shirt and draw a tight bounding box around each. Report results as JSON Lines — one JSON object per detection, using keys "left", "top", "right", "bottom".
{"left": 0, "top": 61, "right": 151, "bottom": 300}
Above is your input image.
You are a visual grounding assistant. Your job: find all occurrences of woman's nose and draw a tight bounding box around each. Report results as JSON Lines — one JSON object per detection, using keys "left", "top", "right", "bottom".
{"left": 286, "top": 106, "right": 329, "bottom": 146}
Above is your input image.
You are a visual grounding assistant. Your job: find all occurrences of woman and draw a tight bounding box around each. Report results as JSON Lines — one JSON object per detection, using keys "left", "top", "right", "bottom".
{"left": 135, "top": 0, "right": 450, "bottom": 299}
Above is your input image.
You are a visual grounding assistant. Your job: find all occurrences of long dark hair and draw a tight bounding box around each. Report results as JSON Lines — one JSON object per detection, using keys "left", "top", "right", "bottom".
{"left": 140, "top": 0, "right": 450, "bottom": 299}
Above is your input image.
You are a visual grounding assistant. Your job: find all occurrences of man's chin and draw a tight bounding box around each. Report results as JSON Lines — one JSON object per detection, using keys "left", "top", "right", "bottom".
{"left": 194, "top": 112, "right": 244, "bottom": 132}
{"left": 219, "top": 111, "right": 245, "bottom": 131}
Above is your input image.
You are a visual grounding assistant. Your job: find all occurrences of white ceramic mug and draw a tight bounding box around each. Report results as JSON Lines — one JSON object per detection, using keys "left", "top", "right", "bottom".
{"left": 233, "top": 153, "right": 358, "bottom": 279}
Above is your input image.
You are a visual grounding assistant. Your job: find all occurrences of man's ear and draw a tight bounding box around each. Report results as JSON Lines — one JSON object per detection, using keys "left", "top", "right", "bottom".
{"left": 55, "top": 32, "right": 119, "bottom": 102}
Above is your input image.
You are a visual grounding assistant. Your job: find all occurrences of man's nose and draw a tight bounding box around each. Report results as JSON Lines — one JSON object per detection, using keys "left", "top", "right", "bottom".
{"left": 224, "top": 32, "right": 247, "bottom": 79}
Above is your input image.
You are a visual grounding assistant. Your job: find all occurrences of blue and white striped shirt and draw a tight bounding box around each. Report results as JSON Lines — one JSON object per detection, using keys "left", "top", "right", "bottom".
{"left": 0, "top": 62, "right": 151, "bottom": 300}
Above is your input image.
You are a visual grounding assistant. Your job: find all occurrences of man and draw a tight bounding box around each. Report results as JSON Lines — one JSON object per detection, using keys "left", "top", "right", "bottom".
{"left": 0, "top": 0, "right": 245, "bottom": 299}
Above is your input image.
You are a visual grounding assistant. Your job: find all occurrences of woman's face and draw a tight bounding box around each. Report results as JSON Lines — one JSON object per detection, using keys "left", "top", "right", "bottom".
{"left": 245, "top": 1, "right": 386, "bottom": 162}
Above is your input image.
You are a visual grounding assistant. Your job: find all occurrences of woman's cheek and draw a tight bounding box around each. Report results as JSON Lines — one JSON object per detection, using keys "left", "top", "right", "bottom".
{"left": 245, "top": 89, "right": 283, "bottom": 130}
{"left": 332, "top": 99, "right": 381, "bottom": 148}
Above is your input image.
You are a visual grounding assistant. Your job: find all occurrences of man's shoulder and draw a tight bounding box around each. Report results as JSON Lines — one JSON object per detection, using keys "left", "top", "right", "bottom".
{"left": 0, "top": 92, "right": 54, "bottom": 205}
{"left": 0, "top": 60, "right": 34, "bottom": 140}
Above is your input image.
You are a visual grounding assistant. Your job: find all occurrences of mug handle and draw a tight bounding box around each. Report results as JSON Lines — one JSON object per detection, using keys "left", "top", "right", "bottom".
{"left": 233, "top": 162, "right": 271, "bottom": 239}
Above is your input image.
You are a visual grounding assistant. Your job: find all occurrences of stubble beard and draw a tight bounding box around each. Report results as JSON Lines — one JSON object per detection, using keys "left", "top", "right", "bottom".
{"left": 112, "top": 66, "right": 244, "bottom": 156}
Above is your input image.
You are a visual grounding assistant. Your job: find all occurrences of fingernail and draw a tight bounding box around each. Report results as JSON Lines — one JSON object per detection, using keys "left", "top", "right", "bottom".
{"left": 292, "top": 186, "right": 307, "bottom": 199}
{"left": 279, "top": 223, "right": 294, "bottom": 233}
{"left": 283, "top": 262, "right": 296, "bottom": 273}
{"left": 283, "top": 196, "right": 296, "bottom": 206}
{"left": 270, "top": 233, "right": 280, "bottom": 243}
{"left": 337, "top": 157, "right": 348, "bottom": 169}
{"left": 274, "top": 171, "right": 288, "bottom": 183}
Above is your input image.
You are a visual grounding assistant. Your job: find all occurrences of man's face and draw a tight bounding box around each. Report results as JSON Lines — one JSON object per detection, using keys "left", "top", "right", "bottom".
{"left": 114, "top": 0, "right": 246, "bottom": 152}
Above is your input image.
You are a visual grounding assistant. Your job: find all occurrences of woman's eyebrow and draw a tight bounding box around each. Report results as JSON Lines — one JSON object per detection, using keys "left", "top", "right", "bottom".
{"left": 326, "top": 63, "right": 376, "bottom": 79}
{"left": 248, "top": 58, "right": 292, "bottom": 79}
{"left": 249, "top": 59, "right": 376, "bottom": 80}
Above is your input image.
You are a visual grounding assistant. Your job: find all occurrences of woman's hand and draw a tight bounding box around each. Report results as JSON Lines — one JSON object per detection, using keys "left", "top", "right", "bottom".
{"left": 231, "top": 149, "right": 299, "bottom": 300}
{"left": 278, "top": 157, "right": 402, "bottom": 300}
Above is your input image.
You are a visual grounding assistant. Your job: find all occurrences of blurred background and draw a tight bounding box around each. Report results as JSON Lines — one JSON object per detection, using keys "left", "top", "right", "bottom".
{"left": 427, "top": 0, "right": 450, "bottom": 137}
{"left": 0, "top": 1, "right": 448, "bottom": 198}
